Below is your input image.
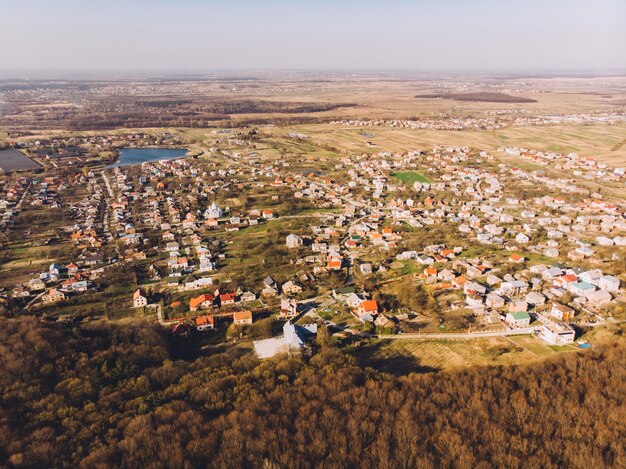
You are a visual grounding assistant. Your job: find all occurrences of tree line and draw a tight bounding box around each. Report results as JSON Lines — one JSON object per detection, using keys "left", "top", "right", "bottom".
{"left": 0, "top": 317, "right": 624, "bottom": 468}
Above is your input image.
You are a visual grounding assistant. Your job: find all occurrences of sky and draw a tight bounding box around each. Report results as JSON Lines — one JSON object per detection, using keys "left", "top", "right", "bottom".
{"left": 1, "top": 0, "right": 625, "bottom": 72}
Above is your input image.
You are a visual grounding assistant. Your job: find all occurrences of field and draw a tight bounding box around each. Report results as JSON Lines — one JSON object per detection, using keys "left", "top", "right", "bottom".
{"left": 0, "top": 148, "right": 41, "bottom": 172}
{"left": 288, "top": 122, "right": 626, "bottom": 166}
{"left": 354, "top": 336, "right": 583, "bottom": 374}
{"left": 391, "top": 170, "right": 431, "bottom": 184}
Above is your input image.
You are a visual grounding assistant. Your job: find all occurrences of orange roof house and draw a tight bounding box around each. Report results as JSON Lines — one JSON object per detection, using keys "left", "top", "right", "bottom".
{"left": 357, "top": 300, "right": 379, "bottom": 316}
{"left": 327, "top": 260, "right": 342, "bottom": 270}
{"left": 220, "top": 292, "right": 237, "bottom": 304}
{"left": 190, "top": 294, "right": 214, "bottom": 311}
{"left": 233, "top": 310, "right": 253, "bottom": 324}
{"left": 195, "top": 315, "right": 215, "bottom": 329}
{"left": 452, "top": 275, "right": 468, "bottom": 287}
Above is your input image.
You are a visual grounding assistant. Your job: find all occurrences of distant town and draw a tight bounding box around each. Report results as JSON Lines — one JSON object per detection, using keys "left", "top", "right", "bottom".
{"left": 1, "top": 79, "right": 625, "bottom": 363}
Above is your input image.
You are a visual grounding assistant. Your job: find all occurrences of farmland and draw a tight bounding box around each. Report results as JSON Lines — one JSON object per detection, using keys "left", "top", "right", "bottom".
{"left": 0, "top": 148, "right": 41, "bottom": 172}
{"left": 355, "top": 333, "right": 590, "bottom": 374}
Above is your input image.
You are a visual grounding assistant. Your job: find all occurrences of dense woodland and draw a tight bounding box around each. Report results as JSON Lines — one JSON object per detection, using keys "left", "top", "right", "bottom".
{"left": 1, "top": 318, "right": 624, "bottom": 468}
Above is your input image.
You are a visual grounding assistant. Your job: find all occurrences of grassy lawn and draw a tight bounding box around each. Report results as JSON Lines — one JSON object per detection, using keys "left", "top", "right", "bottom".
{"left": 353, "top": 337, "right": 542, "bottom": 374}
{"left": 391, "top": 171, "right": 431, "bottom": 184}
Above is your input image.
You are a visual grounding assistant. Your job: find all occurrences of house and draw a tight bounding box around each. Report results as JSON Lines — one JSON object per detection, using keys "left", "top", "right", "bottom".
{"left": 190, "top": 293, "right": 215, "bottom": 311}
{"left": 525, "top": 291, "right": 546, "bottom": 306}
{"left": 327, "top": 259, "right": 342, "bottom": 270}
{"left": 570, "top": 281, "right": 595, "bottom": 297}
{"left": 166, "top": 276, "right": 181, "bottom": 287}
{"left": 165, "top": 241, "right": 180, "bottom": 252}
{"left": 263, "top": 276, "right": 277, "bottom": 289}
{"left": 262, "top": 285, "right": 279, "bottom": 297}
{"left": 515, "top": 233, "right": 529, "bottom": 244}
{"left": 343, "top": 292, "right": 363, "bottom": 308}
{"left": 486, "top": 274, "right": 502, "bottom": 286}
{"left": 84, "top": 253, "right": 104, "bottom": 265}
{"left": 233, "top": 310, "right": 253, "bottom": 325}
{"left": 253, "top": 320, "right": 317, "bottom": 358}
{"left": 132, "top": 289, "right": 148, "bottom": 308}
{"left": 539, "top": 323, "right": 575, "bottom": 345}
{"left": 585, "top": 290, "right": 612, "bottom": 306}
{"left": 283, "top": 320, "right": 317, "bottom": 351}
{"left": 172, "top": 322, "right": 191, "bottom": 337}
{"left": 452, "top": 276, "right": 469, "bottom": 288}
{"left": 542, "top": 267, "right": 563, "bottom": 280}
{"left": 505, "top": 311, "right": 531, "bottom": 328}
{"left": 240, "top": 291, "right": 256, "bottom": 302}
{"left": 357, "top": 299, "right": 379, "bottom": 317}
{"left": 508, "top": 301, "right": 528, "bottom": 314}
{"left": 466, "top": 294, "right": 484, "bottom": 308}
{"left": 499, "top": 280, "right": 528, "bottom": 296}
{"left": 195, "top": 315, "right": 215, "bottom": 331}
{"left": 579, "top": 269, "right": 602, "bottom": 285}
{"left": 360, "top": 263, "right": 373, "bottom": 275}
{"left": 464, "top": 281, "right": 486, "bottom": 295}
{"left": 424, "top": 267, "right": 437, "bottom": 278}
{"left": 28, "top": 278, "right": 46, "bottom": 292}
{"left": 43, "top": 288, "right": 65, "bottom": 303}
{"left": 554, "top": 274, "right": 578, "bottom": 289}
{"left": 280, "top": 298, "right": 298, "bottom": 317}
{"left": 374, "top": 314, "right": 398, "bottom": 331}
{"left": 333, "top": 286, "right": 356, "bottom": 299}
{"left": 220, "top": 292, "right": 237, "bottom": 305}
{"left": 282, "top": 281, "right": 303, "bottom": 296}
{"left": 551, "top": 303, "right": 575, "bottom": 321}
{"left": 598, "top": 275, "right": 620, "bottom": 292}
{"left": 417, "top": 255, "right": 434, "bottom": 265}
{"left": 286, "top": 234, "right": 304, "bottom": 249}
{"left": 438, "top": 269, "right": 455, "bottom": 281}
{"left": 509, "top": 253, "right": 525, "bottom": 263}
{"left": 486, "top": 293, "right": 505, "bottom": 309}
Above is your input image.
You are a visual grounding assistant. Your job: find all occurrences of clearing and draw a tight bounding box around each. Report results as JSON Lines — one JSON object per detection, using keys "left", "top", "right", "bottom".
{"left": 391, "top": 170, "right": 431, "bottom": 184}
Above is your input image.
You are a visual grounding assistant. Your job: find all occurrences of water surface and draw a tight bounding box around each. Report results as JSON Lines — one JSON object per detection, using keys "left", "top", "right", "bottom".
{"left": 107, "top": 148, "right": 188, "bottom": 168}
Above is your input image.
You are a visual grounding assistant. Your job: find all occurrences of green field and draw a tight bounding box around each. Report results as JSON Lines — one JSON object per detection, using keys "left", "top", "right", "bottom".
{"left": 391, "top": 170, "right": 431, "bottom": 184}
{"left": 352, "top": 336, "right": 568, "bottom": 374}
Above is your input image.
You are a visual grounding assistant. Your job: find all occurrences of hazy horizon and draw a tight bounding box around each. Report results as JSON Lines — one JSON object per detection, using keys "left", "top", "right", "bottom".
{"left": 2, "top": 0, "right": 625, "bottom": 72}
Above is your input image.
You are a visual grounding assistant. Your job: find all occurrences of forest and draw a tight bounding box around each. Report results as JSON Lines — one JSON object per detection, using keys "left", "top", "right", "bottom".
{"left": 0, "top": 317, "right": 624, "bottom": 468}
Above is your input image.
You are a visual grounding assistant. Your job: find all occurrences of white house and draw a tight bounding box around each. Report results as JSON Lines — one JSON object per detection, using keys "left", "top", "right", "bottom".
{"left": 525, "top": 291, "right": 546, "bottom": 306}
{"left": 505, "top": 311, "right": 531, "bottom": 328}
{"left": 579, "top": 269, "right": 602, "bottom": 286}
{"left": 515, "top": 233, "right": 529, "bottom": 244}
{"left": 551, "top": 303, "right": 575, "bottom": 321}
{"left": 286, "top": 234, "right": 304, "bottom": 249}
{"left": 132, "top": 289, "right": 148, "bottom": 308}
{"left": 539, "top": 323, "right": 575, "bottom": 345}
{"left": 598, "top": 275, "right": 620, "bottom": 292}
{"left": 486, "top": 293, "right": 505, "bottom": 309}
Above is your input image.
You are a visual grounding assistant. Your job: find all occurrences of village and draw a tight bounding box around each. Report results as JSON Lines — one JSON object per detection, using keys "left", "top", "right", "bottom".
{"left": 0, "top": 126, "right": 625, "bottom": 360}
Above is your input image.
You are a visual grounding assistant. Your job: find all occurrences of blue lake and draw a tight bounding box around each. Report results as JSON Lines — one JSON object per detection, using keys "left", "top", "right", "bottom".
{"left": 107, "top": 148, "right": 188, "bottom": 168}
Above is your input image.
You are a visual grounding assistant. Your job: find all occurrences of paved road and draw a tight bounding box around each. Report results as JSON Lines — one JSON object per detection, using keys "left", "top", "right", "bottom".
{"left": 100, "top": 171, "right": 121, "bottom": 255}
{"left": 15, "top": 181, "right": 32, "bottom": 209}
